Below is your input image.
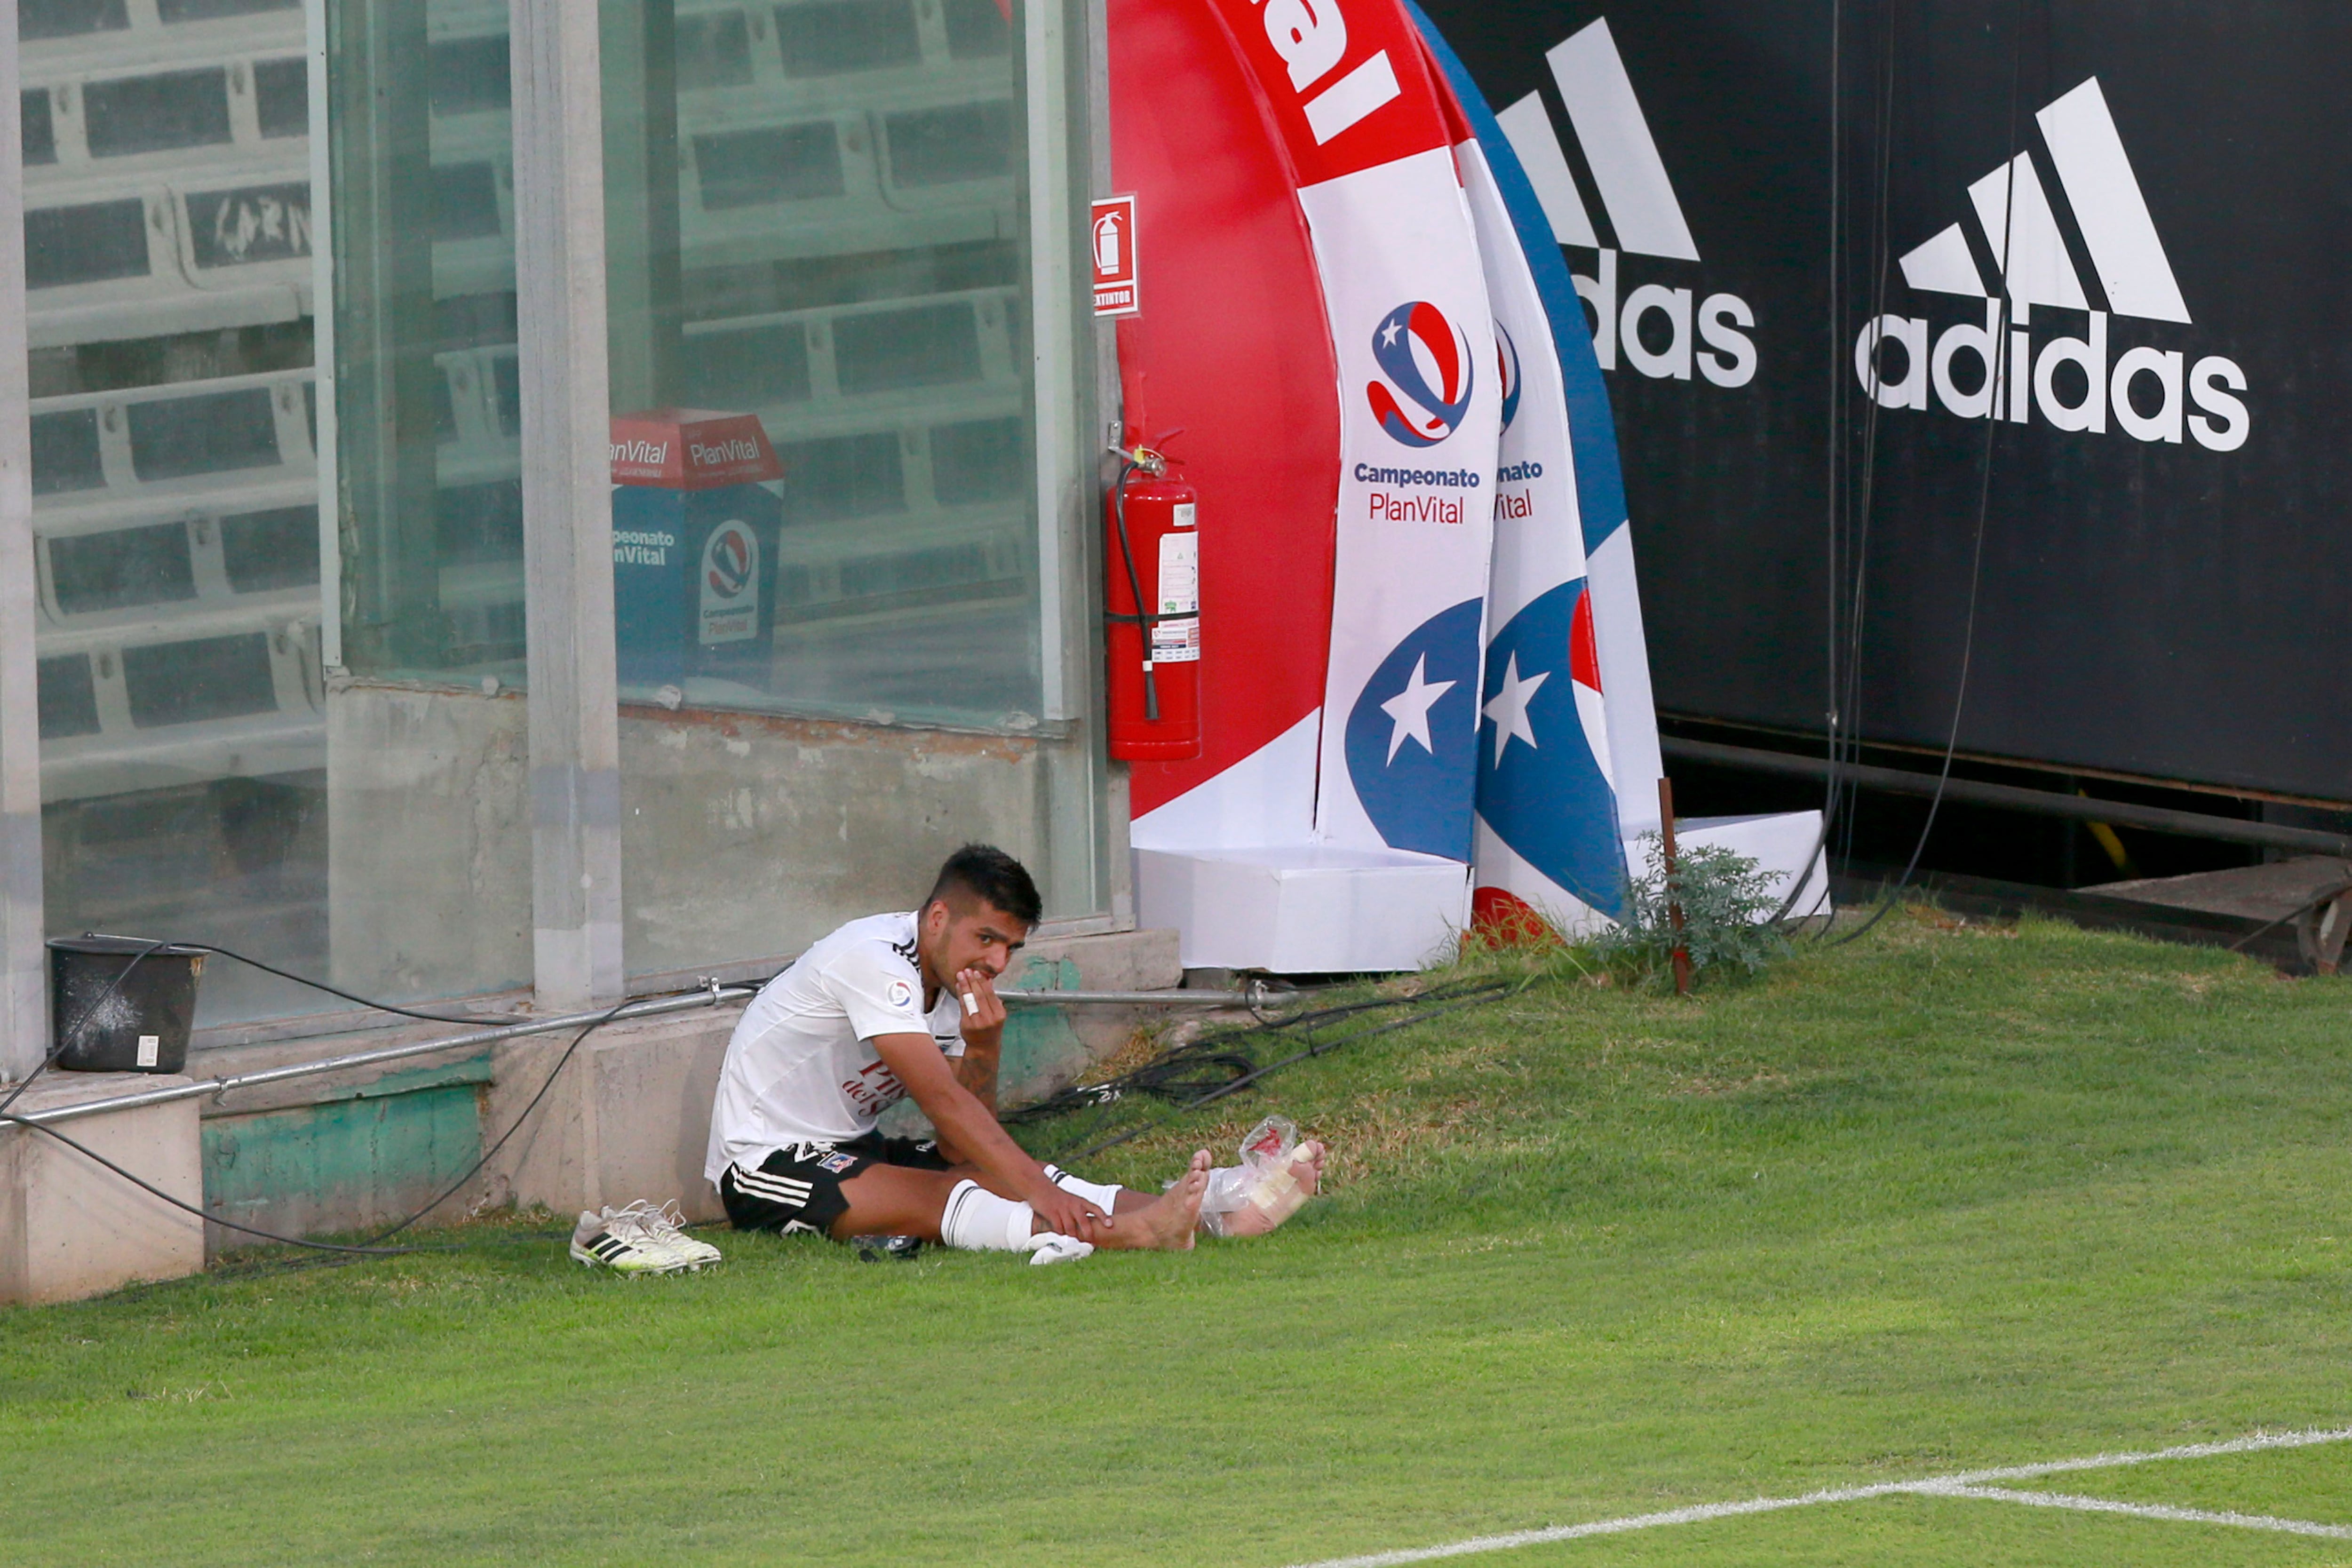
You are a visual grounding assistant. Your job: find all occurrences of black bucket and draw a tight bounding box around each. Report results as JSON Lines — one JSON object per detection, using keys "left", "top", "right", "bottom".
{"left": 47, "top": 937, "right": 207, "bottom": 1075}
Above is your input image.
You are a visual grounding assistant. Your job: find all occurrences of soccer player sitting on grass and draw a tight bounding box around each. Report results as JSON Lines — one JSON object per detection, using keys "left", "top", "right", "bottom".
{"left": 699, "top": 844, "right": 1321, "bottom": 1263}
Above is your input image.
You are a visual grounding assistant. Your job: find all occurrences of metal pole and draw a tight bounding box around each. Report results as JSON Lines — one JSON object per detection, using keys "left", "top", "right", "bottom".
{"left": 304, "top": 0, "right": 344, "bottom": 670}
{"left": 5, "top": 987, "right": 755, "bottom": 1131}
{"left": 4, "top": 984, "right": 1265, "bottom": 1130}
{"left": 1658, "top": 778, "right": 1692, "bottom": 995}
{"left": 1662, "top": 737, "right": 2352, "bottom": 858}
{"left": 511, "top": 0, "right": 625, "bottom": 1009}
{"left": 0, "top": 0, "right": 50, "bottom": 1081}
{"left": 1027, "top": 0, "right": 1077, "bottom": 724}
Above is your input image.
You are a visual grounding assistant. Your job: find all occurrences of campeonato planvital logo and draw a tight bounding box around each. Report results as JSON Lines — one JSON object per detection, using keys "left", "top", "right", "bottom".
{"left": 1367, "top": 301, "right": 1478, "bottom": 447}
{"left": 1862, "top": 76, "right": 2248, "bottom": 452}
{"left": 1495, "top": 16, "right": 1756, "bottom": 388}
{"left": 705, "top": 525, "right": 755, "bottom": 598}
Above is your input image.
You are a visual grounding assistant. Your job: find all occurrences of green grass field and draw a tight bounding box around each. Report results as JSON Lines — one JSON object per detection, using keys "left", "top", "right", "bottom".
{"left": 3, "top": 907, "right": 2350, "bottom": 1566}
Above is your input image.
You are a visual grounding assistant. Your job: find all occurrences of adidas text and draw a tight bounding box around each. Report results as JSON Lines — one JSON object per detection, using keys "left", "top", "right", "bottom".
{"left": 1874, "top": 75, "right": 2246, "bottom": 450}
{"left": 1499, "top": 18, "right": 1759, "bottom": 389}
{"left": 1855, "top": 306, "right": 2249, "bottom": 451}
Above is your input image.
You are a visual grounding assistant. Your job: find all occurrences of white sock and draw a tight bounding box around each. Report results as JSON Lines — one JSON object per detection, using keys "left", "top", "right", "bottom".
{"left": 1042, "top": 1164, "right": 1123, "bottom": 1212}
{"left": 938, "top": 1179, "right": 1039, "bottom": 1252}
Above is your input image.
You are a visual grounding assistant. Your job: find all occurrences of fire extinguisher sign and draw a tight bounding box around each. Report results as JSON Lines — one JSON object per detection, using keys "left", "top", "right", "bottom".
{"left": 1091, "top": 194, "right": 1140, "bottom": 317}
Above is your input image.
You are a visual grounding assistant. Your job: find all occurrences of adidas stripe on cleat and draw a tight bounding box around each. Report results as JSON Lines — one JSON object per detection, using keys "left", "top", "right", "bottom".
{"left": 571, "top": 1213, "right": 679, "bottom": 1274}
{"left": 569, "top": 1200, "right": 723, "bottom": 1274}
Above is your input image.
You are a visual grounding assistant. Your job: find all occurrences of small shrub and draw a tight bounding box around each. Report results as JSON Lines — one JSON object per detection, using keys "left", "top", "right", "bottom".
{"left": 1593, "top": 833, "right": 1788, "bottom": 990}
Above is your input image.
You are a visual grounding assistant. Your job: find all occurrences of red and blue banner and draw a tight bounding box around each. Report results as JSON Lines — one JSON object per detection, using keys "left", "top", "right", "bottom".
{"left": 1202, "top": 0, "right": 1501, "bottom": 866}
{"left": 1115, "top": 0, "right": 1657, "bottom": 956}
{"left": 1409, "top": 16, "right": 1630, "bottom": 930}
{"left": 1413, "top": 4, "right": 1663, "bottom": 858}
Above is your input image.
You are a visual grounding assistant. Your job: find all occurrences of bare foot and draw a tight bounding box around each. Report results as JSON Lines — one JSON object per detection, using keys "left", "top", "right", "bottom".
{"left": 1097, "top": 1150, "right": 1210, "bottom": 1251}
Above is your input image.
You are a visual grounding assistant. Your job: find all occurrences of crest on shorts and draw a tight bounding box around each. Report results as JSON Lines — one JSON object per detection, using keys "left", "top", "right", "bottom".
{"left": 818, "top": 1152, "right": 859, "bottom": 1174}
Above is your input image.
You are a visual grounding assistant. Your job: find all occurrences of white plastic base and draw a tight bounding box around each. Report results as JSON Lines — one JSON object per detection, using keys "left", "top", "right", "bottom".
{"left": 1664, "top": 810, "right": 1833, "bottom": 921}
{"left": 1133, "top": 845, "right": 1471, "bottom": 972}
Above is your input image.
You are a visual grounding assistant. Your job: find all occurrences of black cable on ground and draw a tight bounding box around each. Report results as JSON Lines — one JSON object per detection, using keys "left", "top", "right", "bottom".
{"left": 0, "top": 939, "right": 420, "bottom": 1256}
{"left": 363, "top": 993, "right": 644, "bottom": 1245}
{"left": 0, "top": 1116, "right": 433, "bottom": 1255}
{"left": 1001, "top": 981, "right": 1502, "bottom": 1128}
{"left": 1005, "top": 979, "right": 1512, "bottom": 1164}
{"left": 1058, "top": 982, "right": 1513, "bottom": 1164}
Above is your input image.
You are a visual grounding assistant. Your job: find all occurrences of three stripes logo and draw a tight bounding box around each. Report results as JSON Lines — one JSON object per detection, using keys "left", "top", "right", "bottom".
{"left": 1861, "top": 77, "right": 2249, "bottom": 452}
{"left": 1494, "top": 17, "right": 1757, "bottom": 389}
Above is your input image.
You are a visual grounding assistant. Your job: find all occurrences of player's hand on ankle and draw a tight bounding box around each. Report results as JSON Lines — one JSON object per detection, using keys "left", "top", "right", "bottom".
{"left": 1028, "top": 1180, "right": 1107, "bottom": 1242}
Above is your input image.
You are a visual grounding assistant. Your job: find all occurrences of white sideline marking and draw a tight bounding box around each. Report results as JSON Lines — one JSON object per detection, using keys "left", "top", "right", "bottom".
{"left": 1280, "top": 1425, "right": 2352, "bottom": 1568}
{"left": 1931, "top": 1485, "right": 2352, "bottom": 1540}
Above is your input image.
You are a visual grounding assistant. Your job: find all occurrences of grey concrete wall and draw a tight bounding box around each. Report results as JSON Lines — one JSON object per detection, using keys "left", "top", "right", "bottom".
{"left": 486, "top": 1004, "right": 739, "bottom": 1223}
{"left": 327, "top": 684, "right": 1109, "bottom": 998}
{"left": 617, "top": 705, "right": 1094, "bottom": 977}
{"left": 326, "top": 680, "right": 533, "bottom": 1003}
{"left": 0, "top": 1074, "right": 203, "bottom": 1304}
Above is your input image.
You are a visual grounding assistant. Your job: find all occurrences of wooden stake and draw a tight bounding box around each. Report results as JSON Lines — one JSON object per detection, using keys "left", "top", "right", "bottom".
{"left": 1659, "top": 778, "right": 1693, "bottom": 995}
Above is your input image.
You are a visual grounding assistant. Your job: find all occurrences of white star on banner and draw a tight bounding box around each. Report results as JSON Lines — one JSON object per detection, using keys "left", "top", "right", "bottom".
{"left": 1379, "top": 315, "right": 1404, "bottom": 349}
{"left": 1481, "top": 653, "right": 1549, "bottom": 765}
{"left": 1381, "top": 655, "right": 1456, "bottom": 763}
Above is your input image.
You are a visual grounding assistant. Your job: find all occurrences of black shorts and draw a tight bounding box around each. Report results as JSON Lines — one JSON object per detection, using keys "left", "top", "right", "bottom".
{"left": 718, "top": 1132, "right": 954, "bottom": 1237}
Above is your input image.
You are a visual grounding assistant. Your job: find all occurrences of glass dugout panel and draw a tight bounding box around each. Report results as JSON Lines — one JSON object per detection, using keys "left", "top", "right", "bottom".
{"left": 602, "top": 0, "right": 1041, "bottom": 727}
{"left": 311, "top": 0, "right": 534, "bottom": 1012}
{"left": 16, "top": 0, "right": 532, "bottom": 1027}
{"left": 330, "top": 0, "right": 524, "bottom": 685}
{"left": 21, "top": 0, "right": 326, "bottom": 1025}
{"left": 600, "top": 0, "right": 1111, "bottom": 977}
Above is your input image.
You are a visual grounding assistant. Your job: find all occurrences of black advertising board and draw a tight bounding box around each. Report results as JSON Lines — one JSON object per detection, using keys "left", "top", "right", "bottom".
{"left": 1419, "top": 1, "right": 2352, "bottom": 803}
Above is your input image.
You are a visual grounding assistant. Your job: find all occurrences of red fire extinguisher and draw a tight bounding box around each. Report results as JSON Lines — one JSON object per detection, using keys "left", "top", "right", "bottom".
{"left": 1105, "top": 446, "right": 1201, "bottom": 760}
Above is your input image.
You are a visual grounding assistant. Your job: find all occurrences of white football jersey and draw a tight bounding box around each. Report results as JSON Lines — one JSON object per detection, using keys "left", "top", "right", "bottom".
{"left": 704, "top": 911, "right": 967, "bottom": 1181}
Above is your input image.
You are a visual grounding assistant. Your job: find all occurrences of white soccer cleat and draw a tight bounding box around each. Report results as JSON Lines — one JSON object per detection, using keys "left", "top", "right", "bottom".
{"left": 637, "top": 1199, "right": 724, "bottom": 1270}
{"left": 571, "top": 1205, "right": 682, "bottom": 1274}
{"left": 569, "top": 1200, "right": 721, "bottom": 1274}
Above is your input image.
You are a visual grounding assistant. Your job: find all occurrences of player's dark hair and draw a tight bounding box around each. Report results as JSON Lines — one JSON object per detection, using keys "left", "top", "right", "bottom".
{"left": 926, "top": 843, "right": 1042, "bottom": 927}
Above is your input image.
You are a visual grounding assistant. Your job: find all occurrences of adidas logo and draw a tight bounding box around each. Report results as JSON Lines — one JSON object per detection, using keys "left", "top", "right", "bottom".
{"left": 1496, "top": 17, "right": 1758, "bottom": 389}
{"left": 1862, "top": 76, "right": 2249, "bottom": 451}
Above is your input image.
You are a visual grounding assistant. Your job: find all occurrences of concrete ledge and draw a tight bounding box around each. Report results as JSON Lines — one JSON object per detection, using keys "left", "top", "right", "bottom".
{"left": 0, "top": 1073, "right": 204, "bottom": 1305}
{"left": 188, "top": 1018, "right": 521, "bottom": 1119}
{"left": 486, "top": 1003, "right": 744, "bottom": 1225}
{"left": 995, "top": 926, "right": 1184, "bottom": 1103}
{"left": 1010, "top": 926, "right": 1181, "bottom": 993}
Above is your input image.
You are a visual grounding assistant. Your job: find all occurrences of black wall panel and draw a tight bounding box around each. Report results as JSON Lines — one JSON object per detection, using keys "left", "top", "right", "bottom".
{"left": 1421, "top": 1, "right": 2352, "bottom": 801}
